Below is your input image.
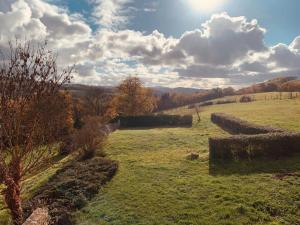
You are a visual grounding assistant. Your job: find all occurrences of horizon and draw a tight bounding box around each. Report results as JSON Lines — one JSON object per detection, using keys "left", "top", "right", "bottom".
{"left": 1, "top": 0, "right": 300, "bottom": 88}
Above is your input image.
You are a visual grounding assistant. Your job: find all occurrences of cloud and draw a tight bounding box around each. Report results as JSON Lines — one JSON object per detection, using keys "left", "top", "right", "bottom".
{"left": 90, "top": 0, "right": 134, "bottom": 30}
{"left": 175, "top": 13, "right": 266, "bottom": 66}
{"left": 269, "top": 43, "right": 300, "bottom": 69}
{"left": 1, "top": 1, "right": 300, "bottom": 88}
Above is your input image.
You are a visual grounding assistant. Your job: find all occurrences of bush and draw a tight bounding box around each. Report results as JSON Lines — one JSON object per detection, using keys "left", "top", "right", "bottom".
{"left": 113, "top": 115, "right": 193, "bottom": 128}
{"left": 239, "top": 95, "right": 252, "bottom": 103}
{"left": 59, "top": 136, "right": 74, "bottom": 156}
{"left": 209, "top": 132, "right": 300, "bottom": 161}
{"left": 215, "top": 99, "right": 236, "bottom": 105}
{"left": 72, "top": 117, "right": 107, "bottom": 160}
{"left": 199, "top": 101, "right": 214, "bottom": 107}
{"left": 211, "top": 113, "right": 284, "bottom": 135}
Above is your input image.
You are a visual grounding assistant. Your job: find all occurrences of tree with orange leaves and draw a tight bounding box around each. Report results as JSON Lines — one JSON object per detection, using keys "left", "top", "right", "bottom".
{"left": 113, "top": 77, "right": 157, "bottom": 116}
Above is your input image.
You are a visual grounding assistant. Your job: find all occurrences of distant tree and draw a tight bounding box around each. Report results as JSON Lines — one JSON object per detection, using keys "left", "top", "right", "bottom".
{"left": 239, "top": 95, "right": 252, "bottom": 103}
{"left": 211, "top": 88, "right": 223, "bottom": 98}
{"left": 0, "top": 40, "right": 73, "bottom": 225}
{"left": 72, "top": 98, "right": 85, "bottom": 129}
{"left": 84, "top": 87, "right": 113, "bottom": 120}
{"left": 222, "top": 87, "right": 235, "bottom": 96}
{"left": 114, "top": 77, "right": 157, "bottom": 116}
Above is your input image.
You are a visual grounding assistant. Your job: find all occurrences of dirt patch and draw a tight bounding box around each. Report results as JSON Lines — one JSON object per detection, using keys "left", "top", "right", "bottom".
{"left": 23, "top": 157, "right": 118, "bottom": 225}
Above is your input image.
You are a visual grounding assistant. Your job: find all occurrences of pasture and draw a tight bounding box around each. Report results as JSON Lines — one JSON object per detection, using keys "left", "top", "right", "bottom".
{"left": 74, "top": 95, "right": 300, "bottom": 225}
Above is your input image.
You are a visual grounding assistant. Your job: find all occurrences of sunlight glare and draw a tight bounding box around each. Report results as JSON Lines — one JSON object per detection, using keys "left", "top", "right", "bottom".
{"left": 187, "top": 0, "right": 226, "bottom": 12}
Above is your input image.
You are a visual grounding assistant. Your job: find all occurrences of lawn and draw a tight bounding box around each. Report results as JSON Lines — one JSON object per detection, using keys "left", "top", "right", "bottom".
{"left": 74, "top": 97, "right": 300, "bottom": 225}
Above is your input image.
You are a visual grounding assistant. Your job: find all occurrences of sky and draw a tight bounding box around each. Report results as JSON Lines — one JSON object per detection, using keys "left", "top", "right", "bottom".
{"left": 1, "top": 0, "right": 300, "bottom": 89}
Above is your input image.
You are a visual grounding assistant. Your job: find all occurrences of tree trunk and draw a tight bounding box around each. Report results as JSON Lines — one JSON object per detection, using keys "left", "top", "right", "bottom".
{"left": 4, "top": 177, "right": 23, "bottom": 225}
{"left": 4, "top": 162, "right": 23, "bottom": 225}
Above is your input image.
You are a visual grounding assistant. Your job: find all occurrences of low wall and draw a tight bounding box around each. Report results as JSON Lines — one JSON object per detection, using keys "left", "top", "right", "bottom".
{"left": 211, "top": 113, "right": 284, "bottom": 135}
{"left": 23, "top": 208, "right": 49, "bottom": 225}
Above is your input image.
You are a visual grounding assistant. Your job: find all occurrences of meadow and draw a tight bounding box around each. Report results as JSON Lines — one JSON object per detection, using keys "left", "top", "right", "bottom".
{"left": 1, "top": 93, "right": 300, "bottom": 225}
{"left": 73, "top": 95, "right": 300, "bottom": 225}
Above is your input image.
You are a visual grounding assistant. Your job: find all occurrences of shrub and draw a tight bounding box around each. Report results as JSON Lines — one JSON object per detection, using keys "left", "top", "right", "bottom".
{"left": 215, "top": 99, "right": 236, "bottom": 105}
{"left": 199, "top": 101, "right": 214, "bottom": 107}
{"left": 72, "top": 117, "right": 107, "bottom": 160}
{"left": 209, "top": 132, "right": 300, "bottom": 161}
{"left": 59, "top": 136, "right": 74, "bottom": 156}
{"left": 239, "top": 95, "right": 252, "bottom": 103}
{"left": 113, "top": 115, "right": 193, "bottom": 128}
{"left": 211, "top": 113, "right": 284, "bottom": 135}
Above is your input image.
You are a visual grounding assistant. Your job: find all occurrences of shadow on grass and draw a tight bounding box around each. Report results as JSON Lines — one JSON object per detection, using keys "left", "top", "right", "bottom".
{"left": 23, "top": 157, "right": 118, "bottom": 225}
{"left": 209, "top": 153, "right": 300, "bottom": 176}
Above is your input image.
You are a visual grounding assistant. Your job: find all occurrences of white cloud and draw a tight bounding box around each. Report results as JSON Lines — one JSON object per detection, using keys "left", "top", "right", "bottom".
{"left": 1, "top": 1, "right": 300, "bottom": 88}
{"left": 90, "top": 0, "right": 133, "bottom": 30}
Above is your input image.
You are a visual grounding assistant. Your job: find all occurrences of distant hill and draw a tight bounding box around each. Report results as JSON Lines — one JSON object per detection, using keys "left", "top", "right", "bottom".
{"left": 152, "top": 86, "right": 206, "bottom": 96}
{"left": 236, "top": 76, "right": 299, "bottom": 94}
{"left": 64, "top": 84, "right": 114, "bottom": 97}
{"left": 280, "top": 79, "right": 300, "bottom": 91}
{"left": 64, "top": 84, "right": 205, "bottom": 97}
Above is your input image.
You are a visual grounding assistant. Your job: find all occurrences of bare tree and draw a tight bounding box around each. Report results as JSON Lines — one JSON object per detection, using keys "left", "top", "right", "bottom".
{"left": 84, "top": 87, "right": 112, "bottom": 118}
{"left": 0, "top": 40, "right": 73, "bottom": 225}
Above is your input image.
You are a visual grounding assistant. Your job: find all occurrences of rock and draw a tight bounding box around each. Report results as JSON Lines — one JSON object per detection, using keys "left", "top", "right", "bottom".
{"left": 23, "top": 208, "right": 49, "bottom": 225}
{"left": 186, "top": 152, "right": 199, "bottom": 161}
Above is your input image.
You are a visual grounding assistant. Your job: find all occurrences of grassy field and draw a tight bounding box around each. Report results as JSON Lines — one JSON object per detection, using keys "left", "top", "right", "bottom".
{"left": 1, "top": 94, "right": 300, "bottom": 225}
{"left": 74, "top": 96, "right": 300, "bottom": 225}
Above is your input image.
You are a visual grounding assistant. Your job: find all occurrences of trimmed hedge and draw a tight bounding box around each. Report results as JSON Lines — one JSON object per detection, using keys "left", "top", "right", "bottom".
{"left": 113, "top": 115, "right": 193, "bottom": 128}
{"left": 215, "top": 100, "right": 236, "bottom": 105}
{"left": 199, "top": 101, "right": 214, "bottom": 107}
{"left": 209, "top": 132, "right": 300, "bottom": 161}
{"left": 211, "top": 113, "right": 285, "bottom": 135}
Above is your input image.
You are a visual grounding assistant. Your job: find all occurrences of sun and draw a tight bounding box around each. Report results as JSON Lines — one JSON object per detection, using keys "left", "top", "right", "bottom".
{"left": 187, "top": 0, "right": 226, "bottom": 12}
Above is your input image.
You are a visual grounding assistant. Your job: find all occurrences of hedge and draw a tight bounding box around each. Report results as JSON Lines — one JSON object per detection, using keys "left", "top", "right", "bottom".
{"left": 209, "top": 132, "right": 300, "bottom": 161}
{"left": 215, "top": 100, "right": 236, "bottom": 105}
{"left": 211, "top": 113, "right": 285, "bottom": 135}
{"left": 112, "top": 115, "right": 193, "bottom": 128}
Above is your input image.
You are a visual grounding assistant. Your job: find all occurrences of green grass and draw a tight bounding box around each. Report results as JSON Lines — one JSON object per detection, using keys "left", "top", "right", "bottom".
{"left": 74, "top": 96, "right": 300, "bottom": 225}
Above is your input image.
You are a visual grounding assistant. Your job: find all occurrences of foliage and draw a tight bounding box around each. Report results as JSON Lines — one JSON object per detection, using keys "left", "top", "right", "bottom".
{"left": 113, "top": 77, "right": 157, "bottom": 116}
{"left": 239, "top": 95, "right": 253, "bottom": 103}
{"left": 83, "top": 87, "right": 114, "bottom": 122}
{"left": 115, "top": 115, "right": 193, "bottom": 128}
{"left": 209, "top": 132, "right": 300, "bottom": 161}
{"left": 72, "top": 117, "right": 107, "bottom": 160}
{"left": 0, "top": 40, "right": 72, "bottom": 225}
{"left": 211, "top": 113, "right": 284, "bottom": 135}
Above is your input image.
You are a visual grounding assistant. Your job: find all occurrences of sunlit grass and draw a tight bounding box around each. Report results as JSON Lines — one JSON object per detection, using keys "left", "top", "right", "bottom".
{"left": 74, "top": 96, "right": 300, "bottom": 225}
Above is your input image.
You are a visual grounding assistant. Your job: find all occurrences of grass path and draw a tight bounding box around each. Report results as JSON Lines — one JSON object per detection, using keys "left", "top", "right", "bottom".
{"left": 74, "top": 99, "right": 300, "bottom": 225}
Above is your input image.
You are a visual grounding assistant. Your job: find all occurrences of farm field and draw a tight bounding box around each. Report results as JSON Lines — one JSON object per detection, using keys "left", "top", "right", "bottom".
{"left": 74, "top": 96, "right": 300, "bottom": 225}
